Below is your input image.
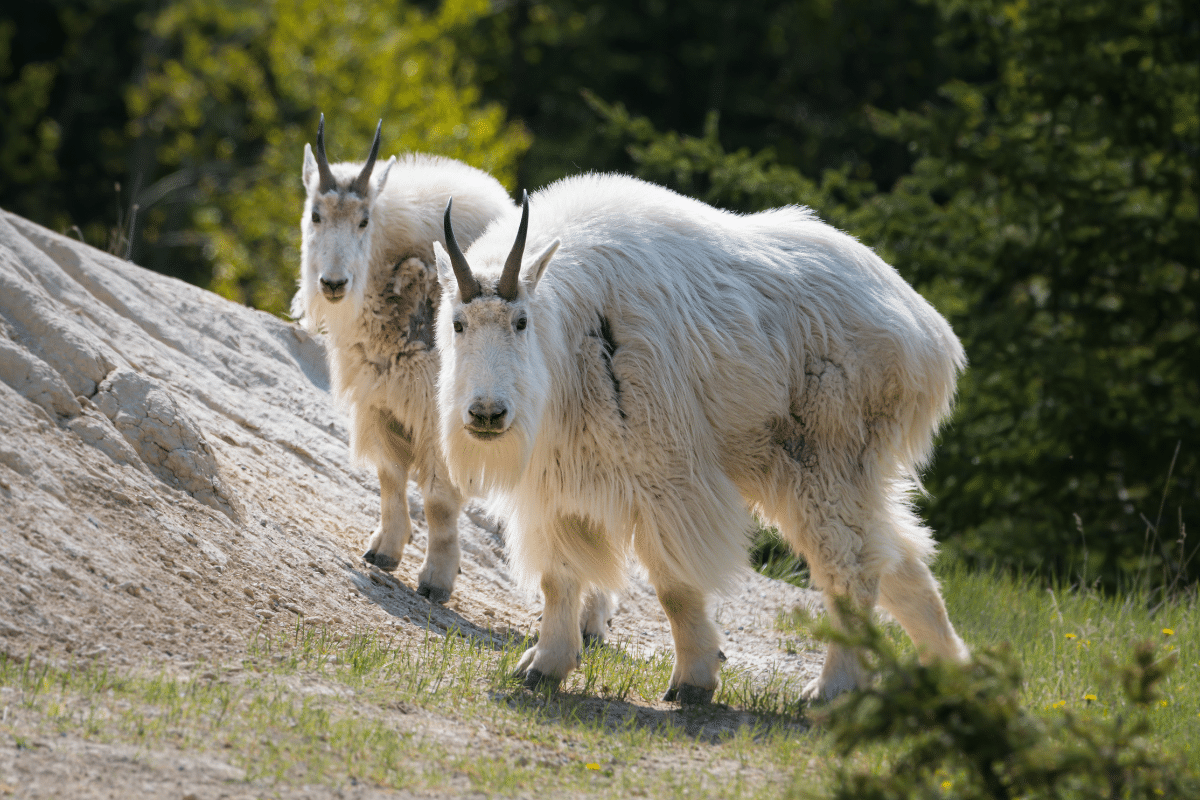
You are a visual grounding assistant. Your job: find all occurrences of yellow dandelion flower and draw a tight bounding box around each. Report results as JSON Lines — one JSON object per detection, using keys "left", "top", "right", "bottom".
{"left": 585, "top": 763, "right": 601, "bottom": 770}
{"left": 1163, "top": 628, "right": 1174, "bottom": 636}
{"left": 942, "top": 780, "right": 952, "bottom": 790}
{"left": 1052, "top": 700, "right": 1067, "bottom": 709}
{"left": 1065, "top": 633, "right": 1077, "bottom": 639}
{"left": 1159, "top": 700, "right": 1169, "bottom": 708}
{"left": 1084, "top": 694, "right": 1097, "bottom": 701}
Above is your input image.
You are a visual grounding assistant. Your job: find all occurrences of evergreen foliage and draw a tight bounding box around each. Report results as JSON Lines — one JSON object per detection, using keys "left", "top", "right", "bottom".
{"left": 0, "top": 1, "right": 147, "bottom": 256}
{"left": 463, "top": 0, "right": 955, "bottom": 191}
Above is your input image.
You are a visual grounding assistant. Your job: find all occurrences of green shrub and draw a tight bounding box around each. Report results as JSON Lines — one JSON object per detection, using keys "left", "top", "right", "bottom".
{"left": 806, "top": 611, "right": 1196, "bottom": 799}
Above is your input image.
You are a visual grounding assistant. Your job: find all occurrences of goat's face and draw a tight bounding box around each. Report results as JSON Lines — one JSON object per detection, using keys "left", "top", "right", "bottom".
{"left": 300, "top": 187, "right": 374, "bottom": 311}
{"left": 433, "top": 196, "right": 559, "bottom": 492}
{"left": 295, "top": 116, "right": 393, "bottom": 329}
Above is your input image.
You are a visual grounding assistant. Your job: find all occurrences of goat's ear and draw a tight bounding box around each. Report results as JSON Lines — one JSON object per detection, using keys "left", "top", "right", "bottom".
{"left": 433, "top": 241, "right": 455, "bottom": 291}
{"left": 375, "top": 155, "right": 396, "bottom": 195}
{"left": 303, "top": 143, "right": 317, "bottom": 188}
{"left": 525, "top": 239, "right": 560, "bottom": 291}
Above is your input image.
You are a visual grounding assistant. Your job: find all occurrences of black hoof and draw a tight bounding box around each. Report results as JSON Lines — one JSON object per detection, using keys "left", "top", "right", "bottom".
{"left": 678, "top": 683, "right": 715, "bottom": 705}
{"left": 416, "top": 582, "right": 451, "bottom": 604}
{"left": 582, "top": 631, "right": 605, "bottom": 648}
{"left": 663, "top": 683, "right": 714, "bottom": 706}
{"left": 363, "top": 550, "right": 400, "bottom": 572}
{"left": 523, "top": 669, "right": 561, "bottom": 693}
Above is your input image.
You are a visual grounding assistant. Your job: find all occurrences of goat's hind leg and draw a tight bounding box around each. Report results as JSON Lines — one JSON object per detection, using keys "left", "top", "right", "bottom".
{"left": 803, "top": 573, "right": 877, "bottom": 703}
{"left": 580, "top": 587, "right": 615, "bottom": 646}
{"left": 768, "top": 491, "right": 878, "bottom": 702}
{"left": 363, "top": 462, "right": 411, "bottom": 572}
{"left": 878, "top": 542, "right": 969, "bottom": 664}
{"left": 416, "top": 472, "right": 463, "bottom": 604}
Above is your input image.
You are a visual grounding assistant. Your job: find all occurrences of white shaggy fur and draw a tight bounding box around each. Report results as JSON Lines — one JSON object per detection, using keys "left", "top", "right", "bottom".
{"left": 291, "top": 126, "right": 513, "bottom": 602}
{"left": 434, "top": 173, "right": 970, "bottom": 701}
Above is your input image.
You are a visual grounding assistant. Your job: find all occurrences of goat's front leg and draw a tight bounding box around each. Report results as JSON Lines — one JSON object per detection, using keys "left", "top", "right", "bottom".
{"left": 415, "top": 473, "right": 463, "bottom": 604}
{"left": 515, "top": 568, "right": 583, "bottom": 692}
{"left": 363, "top": 463, "right": 410, "bottom": 572}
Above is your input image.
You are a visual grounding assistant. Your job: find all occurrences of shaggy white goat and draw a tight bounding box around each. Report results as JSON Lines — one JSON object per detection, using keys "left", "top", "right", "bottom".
{"left": 290, "top": 116, "right": 511, "bottom": 604}
{"left": 292, "top": 118, "right": 616, "bottom": 636}
{"left": 434, "top": 174, "right": 970, "bottom": 703}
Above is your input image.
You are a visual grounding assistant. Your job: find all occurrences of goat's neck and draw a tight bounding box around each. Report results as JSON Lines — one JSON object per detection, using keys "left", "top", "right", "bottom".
{"left": 325, "top": 253, "right": 441, "bottom": 385}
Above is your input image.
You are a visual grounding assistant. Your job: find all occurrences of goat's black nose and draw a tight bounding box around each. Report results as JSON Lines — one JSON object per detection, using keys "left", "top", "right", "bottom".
{"left": 468, "top": 400, "right": 508, "bottom": 430}
{"left": 319, "top": 276, "right": 348, "bottom": 299}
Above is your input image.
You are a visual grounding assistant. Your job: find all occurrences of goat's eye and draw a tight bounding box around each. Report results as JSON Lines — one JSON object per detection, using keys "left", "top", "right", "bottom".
{"left": 453, "top": 319, "right": 464, "bottom": 334}
{"left": 359, "top": 217, "right": 369, "bottom": 229}
{"left": 311, "top": 211, "right": 321, "bottom": 224}
{"left": 514, "top": 315, "right": 528, "bottom": 332}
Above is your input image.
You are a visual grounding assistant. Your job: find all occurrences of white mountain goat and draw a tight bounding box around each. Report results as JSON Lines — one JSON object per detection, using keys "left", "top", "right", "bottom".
{"left": 292, "top": 118, "right": 615, "bottom": 636}
{"left": 291, "top": 115, "right": 512, "bottom": 604}
{"left": 434, "top": 173, "right": 970, "bottom": 703}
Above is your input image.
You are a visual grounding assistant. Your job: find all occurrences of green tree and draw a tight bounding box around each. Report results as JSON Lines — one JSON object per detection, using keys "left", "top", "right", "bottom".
{"left": 127, "top": 0, "right": 529, "bottom": 314}
{"left": 0, "top": 1, "right": 148, "bottom": 250}
{"left": 590, "top": 0, "right": 1200, "bottom": 589}
{"left": 854, "top": 0, "right": 1200, "bottom": 587}
{"left": 463, "top": 0, "right": 955, "bottom": 191}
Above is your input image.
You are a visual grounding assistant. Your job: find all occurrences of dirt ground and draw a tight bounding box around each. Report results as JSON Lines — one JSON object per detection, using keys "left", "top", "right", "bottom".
{"left": 0, "top": 210, "right": 822, "bottom": 798}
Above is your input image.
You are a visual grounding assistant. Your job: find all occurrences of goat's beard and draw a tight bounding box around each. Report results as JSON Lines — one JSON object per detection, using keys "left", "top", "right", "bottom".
{"left": 300, "top": 283, "right": 365, "bottom": 338}
{"left": 441, "top": 412, "right": 538, "bottom": 497}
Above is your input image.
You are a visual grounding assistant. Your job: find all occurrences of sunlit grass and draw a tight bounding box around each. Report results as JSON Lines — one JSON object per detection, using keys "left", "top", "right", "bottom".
{"left": 938, "top": 561, "right": 1199, "bottom": 759}
{"left": 3, "top": 558, "right": 1196, "bottom": 796}
{"left": 0, "top": 618, "right": 819, "bottom": 798}
{"left": 770, "top": 556, "right": 1199, "bottom": 765}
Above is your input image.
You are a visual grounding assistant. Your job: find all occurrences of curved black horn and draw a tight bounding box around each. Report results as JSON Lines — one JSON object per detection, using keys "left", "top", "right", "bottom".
{"left": 314, "top": 114, "right": 338, "bottom": 194}
{"left": 497, "top": 190, "right": 529, "bottom": 302}
{"left": 444, "top": 198, "right": 482, "bottom": 303}
{"left": 350, "top": 119, "right": 382, "bottom": 197}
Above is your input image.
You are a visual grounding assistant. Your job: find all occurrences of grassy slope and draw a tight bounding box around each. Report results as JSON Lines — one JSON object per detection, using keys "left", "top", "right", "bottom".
{"left": 0, "top": 562, "right": 1195, "bottom": 797}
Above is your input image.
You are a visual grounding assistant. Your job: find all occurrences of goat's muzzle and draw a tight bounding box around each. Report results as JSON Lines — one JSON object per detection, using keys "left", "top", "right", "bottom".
{"left": 466, "top": 399, "right": 510, "bottom": 440}
{"left": 319, "top": 276, "right": 348, "bottom": 302}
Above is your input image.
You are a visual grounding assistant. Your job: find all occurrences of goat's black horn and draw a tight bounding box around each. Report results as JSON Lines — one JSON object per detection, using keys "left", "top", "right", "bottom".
{"left": 351, "top": 119, "right": 382, "bottom": 197}
{"left": 314, "top": 113, "right": 338, "bottom": 194}
{"left": 497, "top": 190, "right": 529, "bottom": 302}
{"left": 444, "top": 198, "right": 482, "bottom": 303}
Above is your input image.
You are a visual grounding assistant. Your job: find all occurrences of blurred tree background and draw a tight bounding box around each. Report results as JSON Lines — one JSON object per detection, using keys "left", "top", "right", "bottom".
{"left": 1, "top": 0, "right": 1196, "bottom": 590}
{"left": 1, "top": 0, "right": 527, "bottom": 310}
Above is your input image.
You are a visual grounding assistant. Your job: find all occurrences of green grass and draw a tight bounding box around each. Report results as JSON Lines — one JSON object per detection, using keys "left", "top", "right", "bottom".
{"left": 773, "top": 558, "right": 1200, "bottom": 767}
{"left": 1, "top": 562, "right": 1196, "bottom": 796}
{"left": 940, "top": 561, "right": 1199, "bottom": 759}
{"left": 0, "top": 621, "right": 823, "bottom": 798}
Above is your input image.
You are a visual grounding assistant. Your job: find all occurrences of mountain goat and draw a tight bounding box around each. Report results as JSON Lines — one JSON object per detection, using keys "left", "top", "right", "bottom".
{"left": 291, "top": 115, "right": 512, "bottom": 604}
{"left": 434, "top": 174, "right": 970, "bottom": 703}
{"left": 292, "top": 118, "right": 615, "bottom": 636}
